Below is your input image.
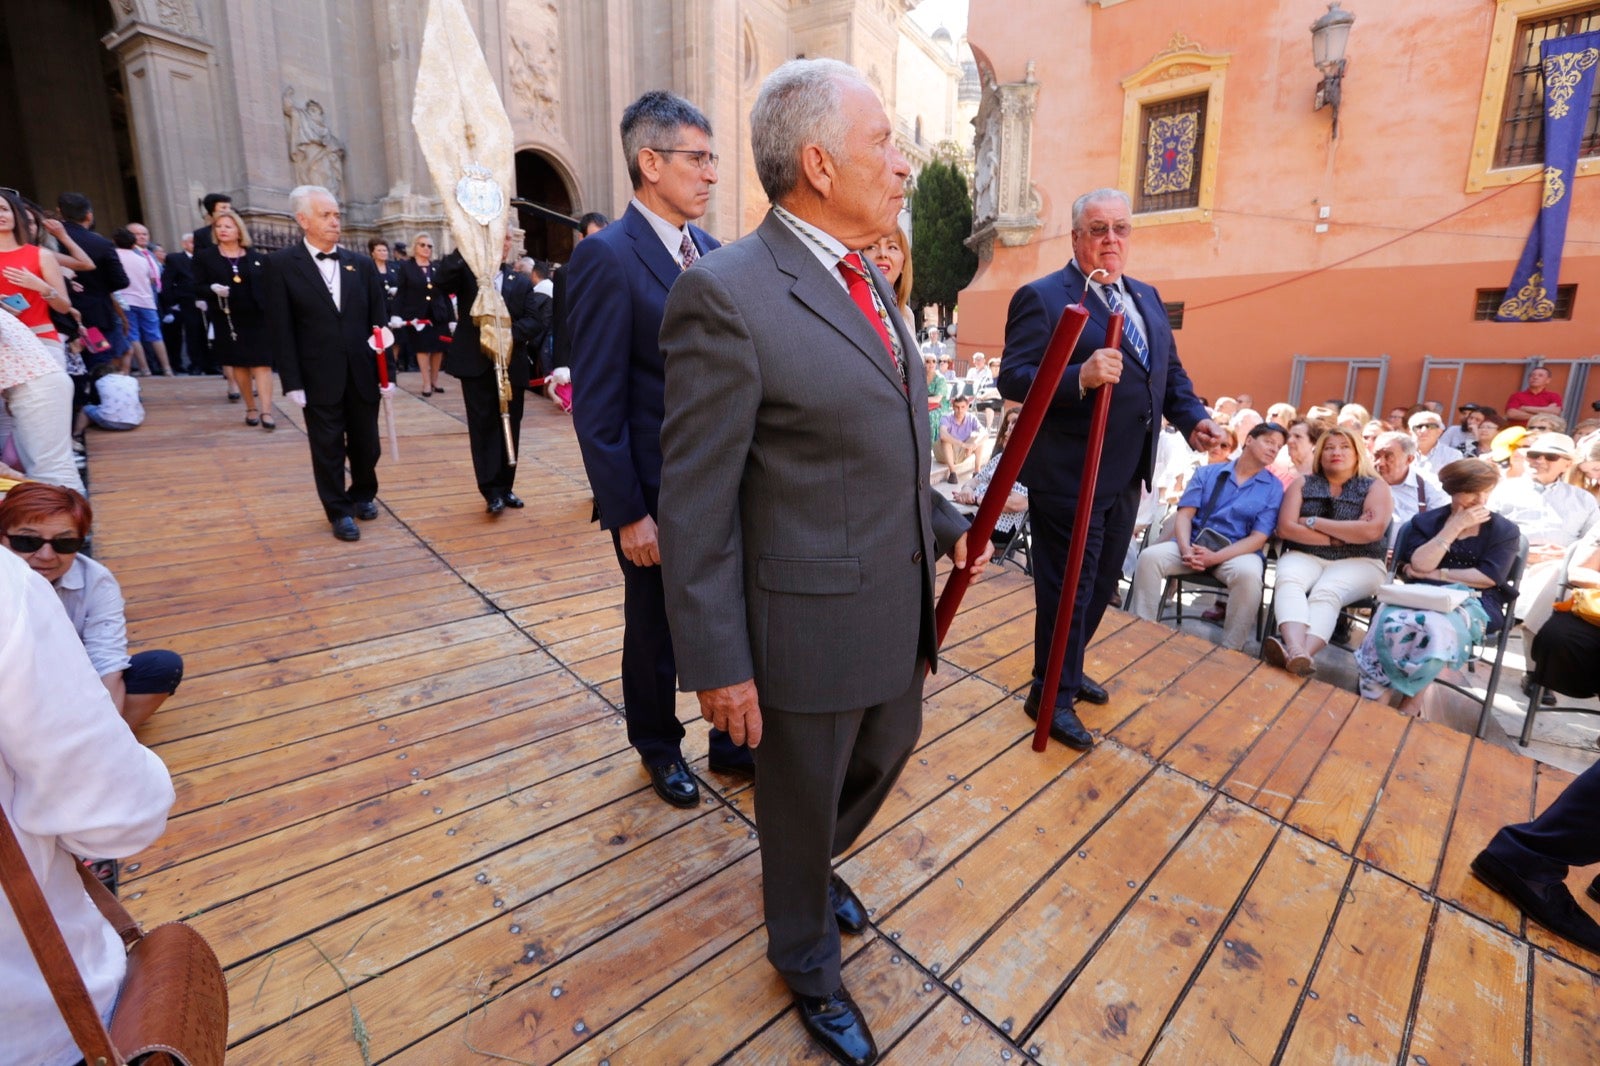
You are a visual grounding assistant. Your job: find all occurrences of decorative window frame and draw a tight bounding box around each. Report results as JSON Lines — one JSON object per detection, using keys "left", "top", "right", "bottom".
{"left": 1467, "top": 0, "right": 1600, "bottom": 192}
{"left": 1117, "top": 39, "right": 1229, "bottom": 228}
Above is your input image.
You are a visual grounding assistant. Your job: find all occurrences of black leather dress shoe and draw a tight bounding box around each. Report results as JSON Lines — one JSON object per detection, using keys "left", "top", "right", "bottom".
{"left": 1022, "top": 695, "right": 1094, "bottom": 750}
{"left": 486, "top": 495, "right": 505, "bottom": 515}
{"left": 1471, "top": 850, "right": 1600, "bottom": 954}
{"left": 643, "top": 757, "right": 700, "bottom": 808}
{"left": 355, "top": 500, "right": 379, "bottom": 521}
{"left": 501, "top": 492, "right": 525, "bottom": 508}
{"left": 1078, "top": 676, "right": 1110, "bottom": 705}
{"left": 331, "top": 516, "right": 360, "bottom": 542}
{"left": 829, "top": 874, "right": 869, "bottom": 934}
{"left": 797, "top": 987, "right": 878, "bottom": 1066}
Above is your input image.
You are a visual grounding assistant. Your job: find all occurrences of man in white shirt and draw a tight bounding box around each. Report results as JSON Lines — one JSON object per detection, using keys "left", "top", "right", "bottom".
{"left": 1409, "top": 410, "right": 1463, "bottom": 480}
{"left": 1489, "top": 432, "right": 1599, "bottom": 620}
{"left": 1372, "top": 431, "right": 1449, "bottom": 539}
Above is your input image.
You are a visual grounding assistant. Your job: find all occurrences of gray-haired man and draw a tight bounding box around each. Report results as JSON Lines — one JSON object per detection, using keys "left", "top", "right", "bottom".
{"left": 658, "top": 59, "right": 987, "bottom": 1065}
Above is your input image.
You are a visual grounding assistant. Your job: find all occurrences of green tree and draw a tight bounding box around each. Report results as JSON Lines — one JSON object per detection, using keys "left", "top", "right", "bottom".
{"left": 909, "top": 157, "right": 978, "bottom": 325}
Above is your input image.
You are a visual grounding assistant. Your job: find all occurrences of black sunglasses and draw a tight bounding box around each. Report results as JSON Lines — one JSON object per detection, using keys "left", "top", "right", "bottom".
{"left": 4, "top": 532, "right": 85, "bottom": 554}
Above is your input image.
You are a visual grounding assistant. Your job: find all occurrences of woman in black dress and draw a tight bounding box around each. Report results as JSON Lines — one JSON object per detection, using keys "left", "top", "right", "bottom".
{"left": 368, "top": 237, "right": 401, "bottom": 378}
{"left": 393, "top": 232, "right": 453, "bottom": 397}
{"left": 194, "top": 208, "right": 274, "bottom": 429}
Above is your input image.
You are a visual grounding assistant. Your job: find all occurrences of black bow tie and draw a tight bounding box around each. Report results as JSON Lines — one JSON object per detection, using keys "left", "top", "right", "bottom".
{"left": 315, "top": 251, "right": 338, "bottom": 261}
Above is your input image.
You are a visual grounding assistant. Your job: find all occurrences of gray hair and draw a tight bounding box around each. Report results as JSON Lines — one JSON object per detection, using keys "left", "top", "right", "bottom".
{"left": 289, "top": 184, "right": 335, "bottom": 220}
{"left": 620, "top": 91, "right": 712, "bottom": 190}
{"left": 751, "top": 58, "right": 860, "bottom": 203}
{"left": 1373, "top": 430, "right": 1417, "bottom": 458}
{"left": 1071, "top": 188, "right": 1132, "bottom": 230}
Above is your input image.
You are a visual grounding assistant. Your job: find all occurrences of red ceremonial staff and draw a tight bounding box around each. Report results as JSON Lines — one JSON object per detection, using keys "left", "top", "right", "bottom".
{"left": 930, "top": 270, "right": 1119, "bottom": 752}
{"left": 371, "top": 326, "right": 401, "bottom": 460}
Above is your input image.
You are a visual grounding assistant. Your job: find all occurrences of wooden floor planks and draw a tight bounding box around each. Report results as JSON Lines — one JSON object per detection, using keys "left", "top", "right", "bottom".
{"left": 78, "top": 379, "right": 1597, "bottom": 1063}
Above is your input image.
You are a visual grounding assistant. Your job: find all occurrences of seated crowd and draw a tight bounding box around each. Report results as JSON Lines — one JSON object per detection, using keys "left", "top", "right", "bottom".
{"left": 947, "top": 359, "right": 1600, "bottom": 726}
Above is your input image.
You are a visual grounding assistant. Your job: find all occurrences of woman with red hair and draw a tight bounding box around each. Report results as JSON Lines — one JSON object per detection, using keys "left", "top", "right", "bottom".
{"left": 0, "top": 482, "right": 182, "bottom": 729}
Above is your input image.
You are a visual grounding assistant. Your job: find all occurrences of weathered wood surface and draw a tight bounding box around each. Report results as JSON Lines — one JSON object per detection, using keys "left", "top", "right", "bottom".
{"left": 80, "top": 381, "right": 1599, "bottom": 1063}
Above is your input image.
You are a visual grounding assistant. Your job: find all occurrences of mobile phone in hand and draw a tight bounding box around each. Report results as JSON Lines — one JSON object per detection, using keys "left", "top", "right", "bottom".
{"left": 0, "top": 292, "right": 30, "bottom": 314}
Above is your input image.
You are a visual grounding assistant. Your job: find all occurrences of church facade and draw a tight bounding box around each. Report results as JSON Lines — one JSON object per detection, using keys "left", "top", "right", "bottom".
{"left": 4, "top": 0, "right": 965, "bottom": 263}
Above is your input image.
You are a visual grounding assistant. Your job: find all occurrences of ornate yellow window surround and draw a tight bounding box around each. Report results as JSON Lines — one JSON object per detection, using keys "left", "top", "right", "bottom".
{"left": 1117, "top": 38, "right": 1230, "bottom": 228}
{"left": 1467, "top": 0, "right": 1600, "bottom": 192}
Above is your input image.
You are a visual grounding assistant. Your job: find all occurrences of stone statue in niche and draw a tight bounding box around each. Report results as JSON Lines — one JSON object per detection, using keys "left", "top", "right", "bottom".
{"left": 282, "top": 86, "right": 346, "bottom": 200}
{"left": 972, "top": 77, "right": 1000, "bottom": 224}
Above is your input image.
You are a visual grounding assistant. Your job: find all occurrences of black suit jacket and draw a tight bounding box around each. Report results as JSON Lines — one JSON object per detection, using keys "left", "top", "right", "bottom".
{"left": 265, "top": 243, "right": 387, "bottom": 403}
{"left": 567, "top": 203, "right": 719, "bottom": 530}
{"left": 435, "top": 256, "right": 542, "bottom": 385}
{"left": 159, "top": 251, "right": 196, "bottom": 309}
{"left": 63, "top": 222, "right": 129, "bottom": 336}
{"left": 392, "top": 259, "right": 454, "bottom": 325}
{"left": 998, "top": 261, "right": 1208, "bottom": 501}
{"left": 193, "top": 225, "right": 215, "bottom": 252}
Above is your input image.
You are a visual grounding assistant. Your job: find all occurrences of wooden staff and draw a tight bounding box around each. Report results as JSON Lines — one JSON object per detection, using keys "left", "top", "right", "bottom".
{"left": 932, "top": 302, "right": 1090, "bottom": 647}
{"left": 1030, "top": 306, "right": 1121, "bottom": 752}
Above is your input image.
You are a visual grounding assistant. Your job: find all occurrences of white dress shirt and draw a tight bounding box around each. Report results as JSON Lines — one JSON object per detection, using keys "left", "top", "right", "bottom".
{"left": 0, "top": 552, "right": 174, "bottom": 1066}
{"left": 305, "top": 238, "right": 341, "bottom": 311}
{"left": 630, "top": 198, "right": 697, "bottom": 268}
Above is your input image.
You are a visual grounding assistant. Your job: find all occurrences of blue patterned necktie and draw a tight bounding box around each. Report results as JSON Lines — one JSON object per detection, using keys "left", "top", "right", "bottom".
{"left": 1103, "top": 284, "right": 1149, "bottom": 370}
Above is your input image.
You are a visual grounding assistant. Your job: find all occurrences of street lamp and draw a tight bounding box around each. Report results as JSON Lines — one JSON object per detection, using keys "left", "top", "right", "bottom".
{"left": 1311, "top": 2, "right": 1356, "bottom": 136}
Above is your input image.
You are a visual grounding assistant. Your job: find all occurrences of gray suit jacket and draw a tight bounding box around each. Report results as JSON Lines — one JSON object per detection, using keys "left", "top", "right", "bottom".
{"left": 658, "top": 211, "right": 967, "bottom": 714}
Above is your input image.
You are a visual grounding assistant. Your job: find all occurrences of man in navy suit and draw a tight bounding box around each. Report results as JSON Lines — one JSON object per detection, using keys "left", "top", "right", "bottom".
{"left": 568, "top": 90, "right": 752, "bottom": 809}
{"left": 265, "top": 184, "right": 390, "bottom": 542}
{"left": 998, "top": 188, "right": 1225, "bottom": 749}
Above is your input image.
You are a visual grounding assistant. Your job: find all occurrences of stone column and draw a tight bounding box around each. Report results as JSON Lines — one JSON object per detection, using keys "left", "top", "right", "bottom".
{"left": 102, "top": 12, "right": 223, "bottom": 247}
{"left": 370, "top": 0, "right": 442, "bottom": 238}
{"left": 671, "top": 0, "right": 738, "bottom": 237}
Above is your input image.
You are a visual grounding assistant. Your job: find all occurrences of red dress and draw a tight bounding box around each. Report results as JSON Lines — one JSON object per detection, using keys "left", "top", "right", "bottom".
{"left": 0, "top": 244, "right": 59, "bottom": 343}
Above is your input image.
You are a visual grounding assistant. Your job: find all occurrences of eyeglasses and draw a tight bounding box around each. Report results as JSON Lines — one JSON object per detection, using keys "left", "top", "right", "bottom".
{"left": 4, "top": 532, "right": 85, "bottom": 554}
{"left": 650, "top": 148, "right": 720, "bottom": 170}
{"left": 1080, "top": 221, "right": 1133, "bottom": 239}
{"left": 1527, "top": 452, "right": 1569, "bottom": 461}
{"left": 416, "top": 242, "right": 433, "bottom": 248}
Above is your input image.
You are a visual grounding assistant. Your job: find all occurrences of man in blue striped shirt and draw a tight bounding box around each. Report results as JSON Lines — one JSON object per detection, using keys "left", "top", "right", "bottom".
{"left": 1127, "top": 421, "right": 1287, "bottom": 650}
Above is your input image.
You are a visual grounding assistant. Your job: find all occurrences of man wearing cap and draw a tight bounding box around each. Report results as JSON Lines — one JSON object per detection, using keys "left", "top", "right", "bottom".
{"left": 1408, "top": 410, "right": 1462, "bottom": 481}
{"left": 1128, "top": 421, "right": 1286, "bottom": 651}
{"left": 1489, "top": 432, "right": 1599, "bottom": 620}
{"left": 1441, "top": 404, "right": 1486, "bottom": 453}
{"left": 1372, "top": 431, "right": 1450, "bottom": 538}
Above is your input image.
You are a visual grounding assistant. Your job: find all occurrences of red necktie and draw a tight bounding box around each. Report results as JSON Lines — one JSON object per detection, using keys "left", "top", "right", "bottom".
{"left": 837, "top": 253, "right": 903, "bottom": 391}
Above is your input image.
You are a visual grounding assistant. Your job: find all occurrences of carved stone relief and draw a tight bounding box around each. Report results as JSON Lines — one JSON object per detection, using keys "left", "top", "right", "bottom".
{"left": 507, "top": 0, "right": 561, "bottom": 139}
{"left": 283, "top": 86, "right": 347, "bottom": 200}
{"left": 157, "top": 0, "right": 196, "bottom": 35}
{"left": 967, "top": 60, "right": 1042, "bottom": 260}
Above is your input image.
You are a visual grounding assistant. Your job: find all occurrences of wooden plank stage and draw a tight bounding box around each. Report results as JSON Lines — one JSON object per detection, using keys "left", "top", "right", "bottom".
{"left": 86, "top": 378, "right": 1600, "bottom": 1064}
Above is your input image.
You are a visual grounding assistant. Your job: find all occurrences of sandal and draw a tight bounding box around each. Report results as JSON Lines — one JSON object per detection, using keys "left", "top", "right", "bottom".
{"left": 245, "top": 411, "right": 260, "bottom": 427}
{"left": 260, "top": 415, "right": 276, "bottom": 431}
{"left": 228, "top": 391, "right": 241, "bottom": 403}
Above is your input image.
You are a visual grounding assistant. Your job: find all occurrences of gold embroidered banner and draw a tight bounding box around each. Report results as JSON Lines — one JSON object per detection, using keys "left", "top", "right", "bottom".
{"left": 1497, "top": 33, "right": 1600, "bottom": 321}
{"left": 1144, "top": 112, "right": 1198, "bottom": 196}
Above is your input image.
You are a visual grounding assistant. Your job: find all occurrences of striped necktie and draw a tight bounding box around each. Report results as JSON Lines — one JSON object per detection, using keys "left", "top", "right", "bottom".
{"left": 1103, "top": 284, "right": 1148, "bottom": 369}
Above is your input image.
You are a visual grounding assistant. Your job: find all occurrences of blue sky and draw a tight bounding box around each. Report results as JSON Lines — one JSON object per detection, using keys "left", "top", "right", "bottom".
{"left": 908, "top": 0, "right": 968, "bottom": 38}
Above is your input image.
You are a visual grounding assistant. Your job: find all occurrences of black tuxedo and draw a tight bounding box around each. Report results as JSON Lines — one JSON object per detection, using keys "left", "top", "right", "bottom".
{"left": 63, "top": 222, "right": 129, "bottom": 360}
{"left": 158, "top": 250, "right": 210, "bottom": 373}
{"left": 998, "top": 261, "right": 1209, "bottom": 713}
{"left": 436, "top": 255, "right": 548, "bottom": 501}
{"left": 264, "top": 242, "right": 388, "bottom": 521}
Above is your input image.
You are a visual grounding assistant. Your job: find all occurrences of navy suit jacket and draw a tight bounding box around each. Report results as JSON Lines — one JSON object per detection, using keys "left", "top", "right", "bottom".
{"left": 997, "top": 261, "right": 1207, "bottom": 501}
{"left": 567, "top": 202, "right": 719, "bottom": 530}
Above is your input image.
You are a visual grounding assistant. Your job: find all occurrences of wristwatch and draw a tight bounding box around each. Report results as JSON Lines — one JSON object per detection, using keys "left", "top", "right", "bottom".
{"left": 1306, "top": 516, "right": 1318, "bottom": 530}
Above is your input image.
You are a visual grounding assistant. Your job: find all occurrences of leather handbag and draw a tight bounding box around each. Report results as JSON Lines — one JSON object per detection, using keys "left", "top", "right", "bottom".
{"left": 1554, "top": 587, "right": 1600, "bottom": 626}
{"left": 0, "top": 806, "right": 228, "bottom": 1066}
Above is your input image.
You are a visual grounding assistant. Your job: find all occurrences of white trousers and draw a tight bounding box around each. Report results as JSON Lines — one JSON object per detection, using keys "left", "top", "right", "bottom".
{"left": 1273, "top": 550, "right": 1387, "bottom": 642}
{"left": 1129, "top": 541, "right": 1265, "bottom": 650}
{"left": 3, "top": 370, "right": 84, "bottom": 494}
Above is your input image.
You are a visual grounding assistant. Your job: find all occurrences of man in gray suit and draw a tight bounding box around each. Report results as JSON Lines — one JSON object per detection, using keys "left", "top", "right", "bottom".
{"left": 657, "top": 59, "right": 989, "bottom": 1066}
